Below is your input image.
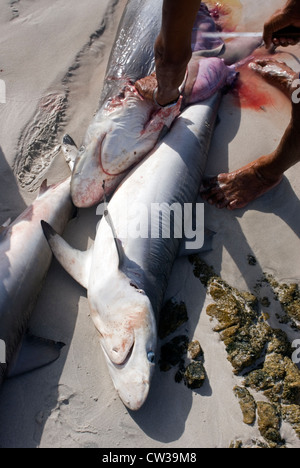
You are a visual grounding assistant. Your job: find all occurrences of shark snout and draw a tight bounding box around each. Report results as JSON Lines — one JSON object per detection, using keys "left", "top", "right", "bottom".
{"left": 114, "top": 368, "right": 152, "bottom": 411}
{"left": 101, "top": 329, "right": 156, "bottom": 411}
{"left": 103, "top": 346, "right": 153, "bottom": 410}
{"left": 88, "top": 270, "right": 157, "bottom": 410}
{"left": 71, "top": 175, "right": 105, "bottom": 208}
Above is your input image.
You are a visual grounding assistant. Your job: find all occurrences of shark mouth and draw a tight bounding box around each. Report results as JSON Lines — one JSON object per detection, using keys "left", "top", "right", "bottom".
{"left": 112, "top": 343, "right": 134, "bottom": 369}
{"left": 101, "top": 340, "right": 135, "bottom": 369}
{"left": 98, "top": 133, "right": 131, "bottom": 178}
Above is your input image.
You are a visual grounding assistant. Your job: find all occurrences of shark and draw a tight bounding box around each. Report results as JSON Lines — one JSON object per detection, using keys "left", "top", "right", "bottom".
{"left": 68, "top": 0, "right": 261, "bottom": 208}
{"left": 42, "top": 94, "right": 221, "bottom": 410}
{"left": 0, "top": 176, "right": 73, "bottom": 387}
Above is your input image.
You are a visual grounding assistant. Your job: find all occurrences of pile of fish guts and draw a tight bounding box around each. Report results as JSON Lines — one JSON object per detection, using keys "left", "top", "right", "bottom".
{"left": 0, "top": 0, "right": 263, "bottom": 410}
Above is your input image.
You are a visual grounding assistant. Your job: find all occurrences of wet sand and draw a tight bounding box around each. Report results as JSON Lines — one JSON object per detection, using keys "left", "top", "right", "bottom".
{"left": 0, "top": 0, "right": 299, "bottom": 448}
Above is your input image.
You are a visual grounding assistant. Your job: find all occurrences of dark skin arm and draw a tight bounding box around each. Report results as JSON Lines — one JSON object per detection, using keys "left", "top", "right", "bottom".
{"left": 263, "top": 0, "right": 300, "bottom": 48}
{"left": 199, "top": 0, "right": 300, "bottom": 211}
{"left": 200, "top": 60, "right": 300, "bottom": 210}
{"left": 135, "top": 0, "right": 201, "bottom": 106}
{"left": 254, "top": 0, "right": 300, "bottom": 179}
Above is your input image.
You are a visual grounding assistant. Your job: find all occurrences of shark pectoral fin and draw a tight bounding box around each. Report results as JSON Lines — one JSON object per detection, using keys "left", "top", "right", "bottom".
{"left": 178, "top": 228, "right": 216, "bottom": 257}
{"left": 41, "top": 221, "right": 92, "bottom": 289}
{"left": 143, "top": 99, "right": 182, "bottom": 140}
{"left": 7, "top": 333, "right": 65, "bottom": 378}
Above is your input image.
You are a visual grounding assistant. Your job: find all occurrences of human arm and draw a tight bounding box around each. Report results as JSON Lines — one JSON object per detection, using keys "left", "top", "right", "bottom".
{"left": 263, "top": 0, "right": 300, "bottom": 48}
{"left": 135, "top": 0, "right": 201, "bottom": 106}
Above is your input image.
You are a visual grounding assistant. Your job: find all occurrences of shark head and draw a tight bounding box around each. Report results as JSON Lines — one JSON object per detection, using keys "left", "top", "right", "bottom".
{"left": 70, "top": 122, "right": 119, "bottom": 209}
{"left": 83, "top": 190, "right": 158, "bottom": 411}
{"left": 70, "top": 84, "right": 152, "bottom": 209}
{"left": 70, "top": 83, "right": 180, "bottom": 208}
{"left": 88, "top": 276, "right": 157, "bottom": 411}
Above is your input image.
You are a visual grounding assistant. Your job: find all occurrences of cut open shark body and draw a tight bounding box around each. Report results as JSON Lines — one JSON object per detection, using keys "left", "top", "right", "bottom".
{"left": 69, "top": 0, "right": 262, "bottom": 208}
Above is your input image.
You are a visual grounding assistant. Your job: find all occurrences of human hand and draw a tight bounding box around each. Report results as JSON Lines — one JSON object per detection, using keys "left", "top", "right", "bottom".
{"left": 263, "top": 0, "right": 300, "bottom": 48}
{"left": 135, "top": 70, "right": 183, "bottom": 107}
{"left": 135, "top": 72, "right": 158, "bottom": 102}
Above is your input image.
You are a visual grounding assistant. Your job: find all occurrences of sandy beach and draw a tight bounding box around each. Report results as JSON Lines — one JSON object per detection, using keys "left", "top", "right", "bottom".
{"left": 0, "top": 0, "right": 299, "bottom": 448}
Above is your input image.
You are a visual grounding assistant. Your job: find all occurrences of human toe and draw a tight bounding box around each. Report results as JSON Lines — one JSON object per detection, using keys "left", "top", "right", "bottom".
{"left": 200, "top": 176, "right": 219, "bottom": 191}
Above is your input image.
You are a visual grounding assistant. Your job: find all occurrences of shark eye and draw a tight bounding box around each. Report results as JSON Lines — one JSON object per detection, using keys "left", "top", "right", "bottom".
{"left": 147, "top": 351, "right": 155, "bottom": 363}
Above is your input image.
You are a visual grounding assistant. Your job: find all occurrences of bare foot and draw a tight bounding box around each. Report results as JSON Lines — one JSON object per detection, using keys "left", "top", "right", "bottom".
{"left": 200, "top": 59, "right": 298, "bottom": 210}
{"left": 200, "top": 158, "right": 283, "bottom": 210}
{"left": 248, "top": 59, "right": 298, "bottom": 98}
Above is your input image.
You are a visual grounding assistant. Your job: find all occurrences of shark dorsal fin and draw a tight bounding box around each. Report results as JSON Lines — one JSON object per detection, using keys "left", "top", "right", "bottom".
{"left": 102, "top": 181, "right": 124, "bottom": 269}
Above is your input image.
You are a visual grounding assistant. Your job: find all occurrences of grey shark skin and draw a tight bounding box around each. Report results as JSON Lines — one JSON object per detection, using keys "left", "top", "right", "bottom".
{"left": 0, "top": 177, "right": 73, "bottom": 386}
{"left": 42, "top": 92, "right": 221, "bottom": 410}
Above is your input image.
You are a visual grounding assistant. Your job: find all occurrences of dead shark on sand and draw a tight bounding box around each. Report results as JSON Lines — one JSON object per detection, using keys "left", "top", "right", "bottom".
{"left": 0, "top": 176, "right": 74, "bottom": 387}
{"left": 42, "top": 94, "right": 221, "bottom": 410}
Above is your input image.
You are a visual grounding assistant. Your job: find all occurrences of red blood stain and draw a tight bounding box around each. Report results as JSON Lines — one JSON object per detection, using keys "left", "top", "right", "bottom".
{"left": 208, "top": 2, "right": 237, "bottom": 32}
{"left": 230, "top": 65, "right": 275, "bottom": 111}
{"left": 209, "top": 2, "right": 232, "bottom": 20}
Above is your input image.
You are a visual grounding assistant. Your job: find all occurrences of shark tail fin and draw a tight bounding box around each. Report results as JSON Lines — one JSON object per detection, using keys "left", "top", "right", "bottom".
{"left": 41, "top": 221, "right": 92, "bottom": 289}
